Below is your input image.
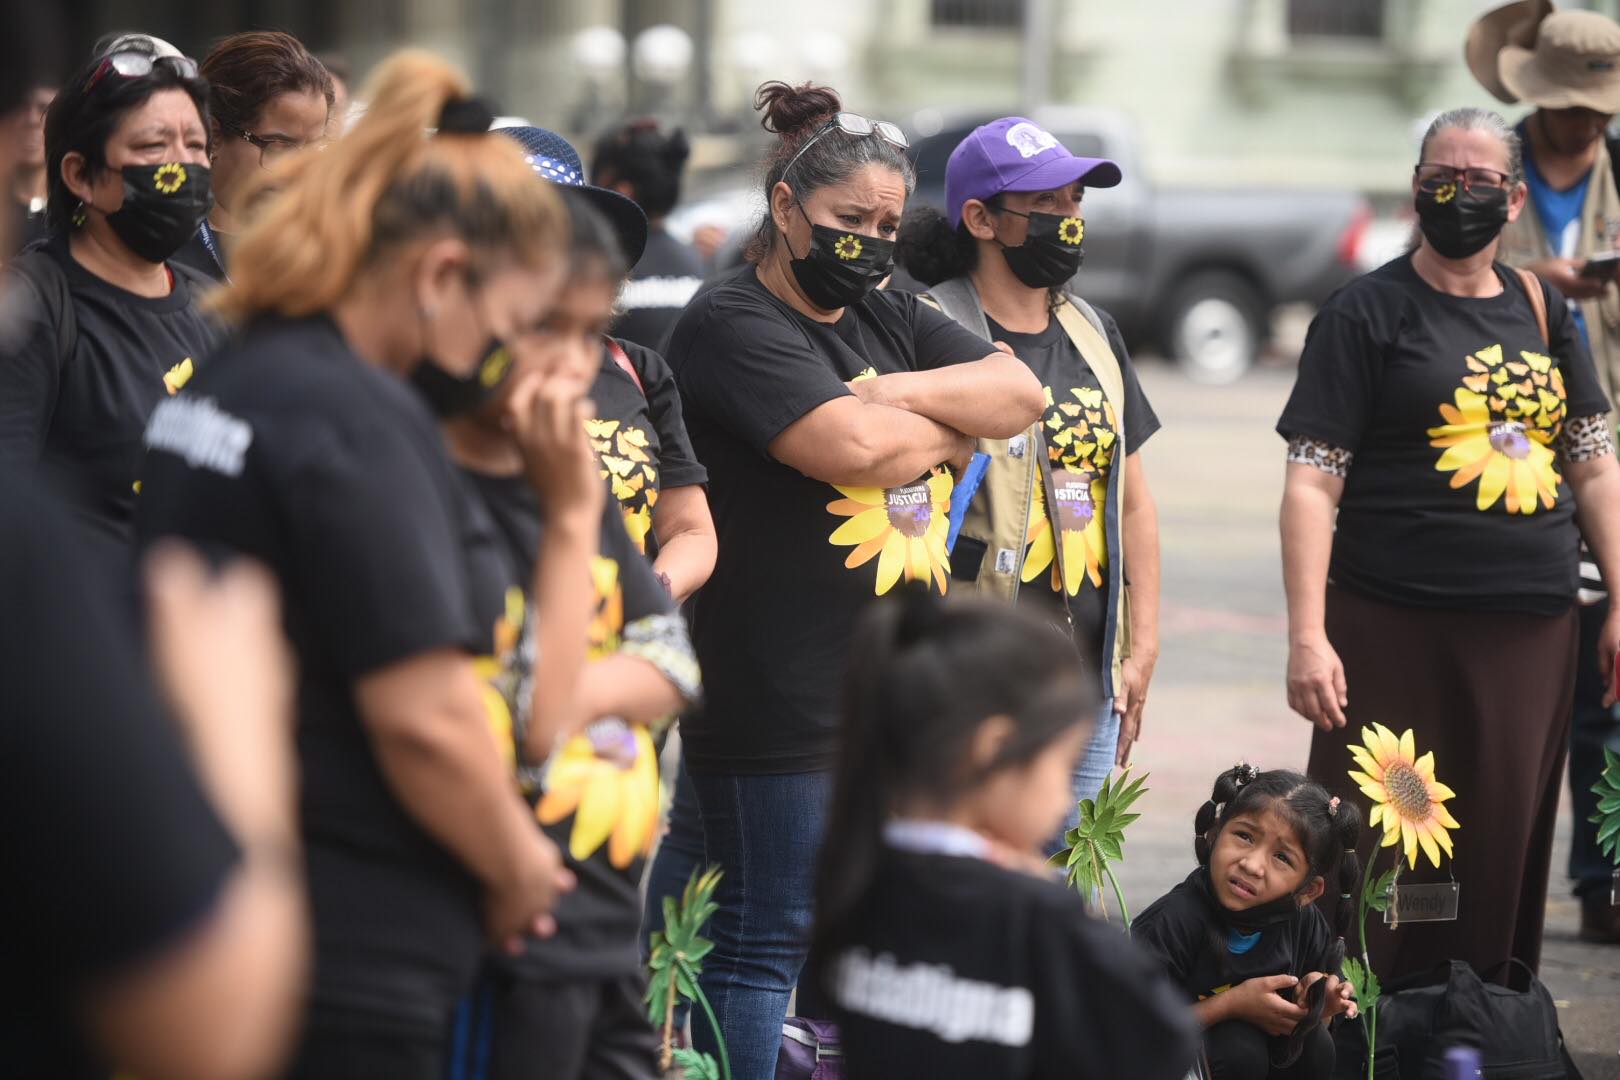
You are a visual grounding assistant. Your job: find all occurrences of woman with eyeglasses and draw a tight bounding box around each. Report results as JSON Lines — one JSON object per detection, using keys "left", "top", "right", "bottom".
{"left": 661, "top": 80, "right": 1044, "bottom": 1077}
{"left": 0, "top": 34, "right": 219, "bottom": 547}
{"left": 1279, "top": 107, "right": 1620, "bottom": 978}
{"left": 170, "top": 30, "right": 331, "bottom": 283}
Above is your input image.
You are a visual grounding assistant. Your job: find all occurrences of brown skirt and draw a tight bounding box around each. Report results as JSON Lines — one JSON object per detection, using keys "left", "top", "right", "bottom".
{"left": 1306, "top": 585, "right": 1579, "bottom": 978}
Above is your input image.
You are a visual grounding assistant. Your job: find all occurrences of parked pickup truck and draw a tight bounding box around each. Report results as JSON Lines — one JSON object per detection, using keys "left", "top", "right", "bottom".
{"left": 898, "top": 106, "right": 1372, "bottom": 382}
{"left": 672, "top": 107, "right": 1373, "bottom": 382}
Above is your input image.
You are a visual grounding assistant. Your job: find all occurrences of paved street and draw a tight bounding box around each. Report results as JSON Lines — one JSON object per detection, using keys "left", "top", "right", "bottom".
{"left": 1123, "top": 360, "right": 1620, "bottom": 1076}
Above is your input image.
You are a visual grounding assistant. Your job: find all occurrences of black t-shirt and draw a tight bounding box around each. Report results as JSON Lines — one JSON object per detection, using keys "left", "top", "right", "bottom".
{"left": 1133, "top": 870, "right": 1336, "bottom": 1005}
{"left": 0, "top": 235, "right": 221, "bottom": 543}
{"left": 1278, "top": 255, "right": 1610, "bottom": 614}
{"left": 610, "top": 226, "right": 705, "bottom": 353}
{"left": 1, "top": 472, "right": 238, "bottom": 1079}
{"left": 589, "top": 337, "right": 707, "bottom": 556}
{"left": 808, "top": 850, "right": 1198, "bottom": 1079}
{"left": 460, "top": 468, "right": 677, "bottom": 978}
{"left": 666, "top": 267, "right": 994, "bottom": 773}
{"left": 134, "top": 314, "right": 489, "bottom": 1034}
{"left": 984, "top": 309, "right": 1160, "bottom": 658}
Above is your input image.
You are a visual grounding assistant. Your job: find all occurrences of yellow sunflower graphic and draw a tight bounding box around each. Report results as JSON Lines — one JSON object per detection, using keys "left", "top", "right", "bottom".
{"left": 1347, "top": 723, "right": 1459, "bottom": 869}
{"left": 833, "top": 234, "right": 863, "bottom": 261}
{"left": 1433, "top": 181, "right": 1457, "bottom": 205}
{"left": 1429, "top": 343, "right": 1564, "bottom": 514}
{"left": 587, "top": 555, "right": 625, "bottom": 659}
{"left": 163, "top": 357, "right": 194, "bottom": 395}
{"left": 536, "top": 720, "right": 659, "bottom": 868}
{"left": 153, "top": 163, "right": 186, "bottom": 194}
{"left": 827, "top": 468, "right": 953, "bottom": 595}
{"left": 622, "top": 504, "right": 653, "bottom": 553}
{"left": 1022, "top": 467, "right": 1107, "bottom": 595}
{"left": 472, "top": 586, "right": 526, "bottom": 770}
{"left": 1058, "top": 216, "right": 1084, "bottom": 246}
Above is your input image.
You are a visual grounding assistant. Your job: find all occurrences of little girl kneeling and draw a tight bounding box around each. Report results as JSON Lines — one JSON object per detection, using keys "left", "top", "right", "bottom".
{"left": 805, "top": 588, "right": 1198, "bottom": 1078}
{"left": 1133, "top": 765, "right": 1363, "bottom": 1080}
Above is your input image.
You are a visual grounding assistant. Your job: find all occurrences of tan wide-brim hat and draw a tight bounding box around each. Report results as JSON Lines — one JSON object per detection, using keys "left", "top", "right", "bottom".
{"left": 1466, "top": 0, "right": 1555, "bottom": 103}
{"left": 1500, "top": 9, "right": 1620, "bottom": 113}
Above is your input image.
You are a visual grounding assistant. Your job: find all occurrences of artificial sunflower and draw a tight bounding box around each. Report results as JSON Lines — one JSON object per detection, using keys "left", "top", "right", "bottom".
{"left": 833, "top": 234, "right": 863, "bottom": 261}
{"left": 537, "top": 720, "right": 659, "bottom": 868}
{"left": 153, "top": 162, "right": 186, "bottom": 194}
{"left": 1429, "top": 376, "right": 1561, "bottom": 515}
{"left": 1347, "top": 723, "right": 1458, "bottom": 869}
{"left": 1433, "top": 181, "right": 1457, "bottom": 205}
{"left": 1058, "top": 216, "right": 1084, "bottom": 246}
{"left": 827, "top": 468, "right": 953, "bottom": 595}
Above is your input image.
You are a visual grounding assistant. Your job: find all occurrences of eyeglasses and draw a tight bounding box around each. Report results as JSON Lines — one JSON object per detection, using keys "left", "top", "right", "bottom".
{"left": 221, "top": 121, "right": 327, "bottom": 166}
{"left": 84, "top": 50, "right": 200, "bottom": 96}
{"left": 781, "top": 112, "right": 910, "bottom": 183}
{"left": 1414, "top": 163, "right": 1512, "bottom": 195}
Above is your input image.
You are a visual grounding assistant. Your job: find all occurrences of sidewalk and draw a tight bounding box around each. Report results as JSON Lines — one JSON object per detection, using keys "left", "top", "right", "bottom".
{"left": 1120, "top": 364, "right": 1620, "bottom": 1076}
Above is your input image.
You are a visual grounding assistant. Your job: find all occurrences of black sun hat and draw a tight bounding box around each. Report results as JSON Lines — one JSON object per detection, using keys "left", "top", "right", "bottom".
{"left": 497, "top": 125, "right": 648, "bottom": 267}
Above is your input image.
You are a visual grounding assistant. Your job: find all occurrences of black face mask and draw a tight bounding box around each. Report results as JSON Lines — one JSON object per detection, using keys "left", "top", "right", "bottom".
{"left": 410, "top": 337, "right": 515, "bottom": 418}
{"left": 103, "top": 162, "right": 212, "bottom": 264}
{"left": 999, "top": 209, "right": 1085, "bottom": 289}
{"left": 787, "top": 204, "right": 895, "bottom": 310}
{"left": 1414, "top": 182, "right": 1509, "bottom": 260}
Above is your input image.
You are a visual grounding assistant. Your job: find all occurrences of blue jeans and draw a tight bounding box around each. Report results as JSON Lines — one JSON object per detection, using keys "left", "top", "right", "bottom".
{"left": 1067, "top": 697, "right": 1120, "bottom": 828}
{"left": 686, "top": 769, "right": 831, "bottom": 1080}
{"left": 1569, "top": 599, "right": 1620, "bottom": 902}
{"left": 643, "top": 754, "right": 706, "bottom": 961}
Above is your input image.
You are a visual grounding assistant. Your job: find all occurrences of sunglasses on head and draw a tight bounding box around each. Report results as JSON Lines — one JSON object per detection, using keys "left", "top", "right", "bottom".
{"left": 84, "top": 50, "right": 200, "bottom": 96}
{"left": 781, "top": 112, "right": 910, "bottom": 182}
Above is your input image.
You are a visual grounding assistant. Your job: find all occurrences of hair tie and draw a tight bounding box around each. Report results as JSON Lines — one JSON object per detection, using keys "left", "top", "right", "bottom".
{"left": 1340, "top": 893, "right": 1353, "bottom": 900}
{"left": 1328, "top": 796, "right": 1341, "bottom": 818}
{"left": 1233, "top": 762, "right": 1259, "bottom": 787}
{"left": 436, "top": 96, "right": 495, "bottom": 135}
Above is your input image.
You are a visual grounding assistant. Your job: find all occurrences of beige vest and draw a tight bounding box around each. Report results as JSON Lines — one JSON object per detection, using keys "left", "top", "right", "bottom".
{"left": 1498, "top": 130, "right": 1620, "bottom": 412}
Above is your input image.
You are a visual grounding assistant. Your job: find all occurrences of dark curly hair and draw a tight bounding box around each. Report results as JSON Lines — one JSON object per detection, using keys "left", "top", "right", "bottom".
{"left": 744, "top": 80, "right": 914, "bottom": 263}
{"left": 591, "top": 119, "right": 690, "bottom": 220}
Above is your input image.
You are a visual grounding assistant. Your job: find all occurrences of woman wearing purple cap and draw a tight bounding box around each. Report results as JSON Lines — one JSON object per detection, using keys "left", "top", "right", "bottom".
{"left": 897, "top": 116, "right": 1163, "bottom": 818}
{"left": 662, "top": 80, "right": 1044, "bottom": 1077}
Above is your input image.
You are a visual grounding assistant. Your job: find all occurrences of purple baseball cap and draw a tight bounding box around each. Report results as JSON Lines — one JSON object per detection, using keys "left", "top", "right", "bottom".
{"left": 944, "top": 117, "right": 1122, "bottom": 228}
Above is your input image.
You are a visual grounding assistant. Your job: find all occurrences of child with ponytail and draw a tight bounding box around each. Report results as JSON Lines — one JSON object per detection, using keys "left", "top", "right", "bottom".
{"left": 806, "top": 587, "right": 1197, "bottom": 1079}
{"left": 1133, "top": 765, "right": 1364, "bottom": 1080}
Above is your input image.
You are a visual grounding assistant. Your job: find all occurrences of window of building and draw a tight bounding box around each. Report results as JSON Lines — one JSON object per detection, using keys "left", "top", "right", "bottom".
{"left": 931, "top": 0, "right": 1024, "bottom": 30}
{"left": 1287, "top": 0, "right": 1384, "bottom": 39}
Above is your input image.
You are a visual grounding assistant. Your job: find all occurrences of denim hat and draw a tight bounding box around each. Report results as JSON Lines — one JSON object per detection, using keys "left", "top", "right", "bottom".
{"left": 943, "top": 117, "right": 1122, "bottom": 228}
{"left": 498, "top": 125, "right": 649, "bottom": 267}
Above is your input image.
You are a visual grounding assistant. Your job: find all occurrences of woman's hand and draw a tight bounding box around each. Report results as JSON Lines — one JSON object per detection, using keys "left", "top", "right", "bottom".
{"left": 1115, "top": 649, "right": 1157, "bottom": 766}
{"left": 1286, "top": 633, "right": 1348, "bottom": 731}
{"left": 1600, "top": 606, "right": 1620, "bottom": 708}
{"left": 1522, "top": 257, "right": 1610, "bottom": 302}
{"left": 485, "top": 835, "right": 576, "bottom": 955}
{"left": 1223, "top": 975, "right": 1309, "bottom": 1037}
{"left": 504, "top": 372, "right": 605, "bottom": 529}
{"left": 1299, "top": 971, "right": 1358, "bottom": 1022}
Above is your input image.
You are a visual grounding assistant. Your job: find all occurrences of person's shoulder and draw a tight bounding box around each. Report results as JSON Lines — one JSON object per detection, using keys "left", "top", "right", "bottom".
{"left": 1132, "top": 875, "right": 1205, "bottom": 932}
{"left": 1318, "top": 255, "right": 1417, "bottom": 318}
{"left": 616, "top": 337, "right": 675, "bottom": 383}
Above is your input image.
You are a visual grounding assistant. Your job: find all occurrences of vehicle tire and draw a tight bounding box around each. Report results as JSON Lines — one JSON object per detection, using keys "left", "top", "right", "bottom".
{"left": 1162, "top": 271, "right": 1266, "bottom": 385}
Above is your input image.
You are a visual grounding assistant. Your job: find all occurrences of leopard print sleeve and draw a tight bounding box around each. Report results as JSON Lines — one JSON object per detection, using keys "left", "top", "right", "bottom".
{"left": 1556, "top": 413, "right": 1615, "bottom": 464}
{"left": 1286, "top": 435, "right": 1354, "bottom": 478}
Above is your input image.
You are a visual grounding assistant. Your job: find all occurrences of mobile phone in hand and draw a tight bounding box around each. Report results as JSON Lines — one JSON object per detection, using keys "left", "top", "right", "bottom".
{"left": 1580, "top": 251, "right": 1620, "bottom": 278}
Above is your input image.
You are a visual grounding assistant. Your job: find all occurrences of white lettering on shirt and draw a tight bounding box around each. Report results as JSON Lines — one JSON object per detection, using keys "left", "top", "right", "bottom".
{"left": 144, "top": 396, "right": 253, "bottom": 478}
{"left": 831, "top": 947, "right": 1035, "bottom": 1047}
{"left": 617, "top": 275, "right": 704, "bottom": 311}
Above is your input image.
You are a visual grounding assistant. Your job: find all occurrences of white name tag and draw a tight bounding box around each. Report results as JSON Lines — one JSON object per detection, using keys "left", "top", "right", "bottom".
{"left": 1383, "top": 881, "right": 1460, "bottom": 925}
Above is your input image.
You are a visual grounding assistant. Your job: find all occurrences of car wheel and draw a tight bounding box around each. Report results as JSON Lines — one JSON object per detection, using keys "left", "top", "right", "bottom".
{"left": 1164, "top": 271, "right": 1265, "bottom": 385}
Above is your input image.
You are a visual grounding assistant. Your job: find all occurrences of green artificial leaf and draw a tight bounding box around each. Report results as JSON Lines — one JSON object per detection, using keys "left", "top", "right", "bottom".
{"left": 645, "top": 865, "right": 726, "bottom": 1025}
{"left": 1364, "top": 867, "right": 1398, "bottom": 913}
{"left": 672, "top": 1048, "right": 721, "bottom": 1080}
{"left": 1052, "top": 768, "right": 1150, "bottom": 911}
{"left": 1340, "top": 956, "right": 1366, "bottom": 998}
{"left": 1593, "top": 752, "right": 1620, "bottom": 865}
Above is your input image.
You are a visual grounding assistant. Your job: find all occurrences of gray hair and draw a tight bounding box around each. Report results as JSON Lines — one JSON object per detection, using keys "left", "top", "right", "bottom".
{"left": 1419, "top": 107, "right": 1524, "bottom": 184}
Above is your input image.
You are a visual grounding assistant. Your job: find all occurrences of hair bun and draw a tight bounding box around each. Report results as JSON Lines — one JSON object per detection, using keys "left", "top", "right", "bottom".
{"left": 662, "top": 127, "right": 691, "bottom": 167}
{"left": 754, "top": 80, "right": 841, "bottom": 138}
{"left": 892, "top": 582, "right": 946, "bottom": 648}
{"left": 437, "top": 95, "right": 495, "bottom": 135}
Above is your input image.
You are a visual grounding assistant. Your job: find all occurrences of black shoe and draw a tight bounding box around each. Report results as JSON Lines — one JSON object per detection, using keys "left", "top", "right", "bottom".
{"left": 1579, "top": 895, "right": 1620, "bottom": 944}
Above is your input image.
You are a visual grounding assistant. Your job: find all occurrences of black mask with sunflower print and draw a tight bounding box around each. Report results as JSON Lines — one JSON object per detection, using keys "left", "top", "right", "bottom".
{"left": 998, "top": 208, "right": 1085, "bottom": 289}
{"left": 1414, "top": 179, "right": 1508, "bottom": 261}
{"left": 104, "top": 162, "right": 212, "bottom": 264}
{"left": 787, "top": 202, "right": 895, "bottom": 310}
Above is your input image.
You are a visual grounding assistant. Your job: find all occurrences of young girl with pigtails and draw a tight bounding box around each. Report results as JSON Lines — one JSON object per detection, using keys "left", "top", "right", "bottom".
{"left": 1133, "top": 765, "right": 1364, "bottom": 1080}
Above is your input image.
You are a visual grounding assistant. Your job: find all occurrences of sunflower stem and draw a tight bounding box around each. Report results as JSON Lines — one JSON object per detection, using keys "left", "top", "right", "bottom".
{"left": 1103, "top": 861, "right": 1132, "bottom": 934}
{"left": 677, "top": 957, "right": 732, "bottom": 1080}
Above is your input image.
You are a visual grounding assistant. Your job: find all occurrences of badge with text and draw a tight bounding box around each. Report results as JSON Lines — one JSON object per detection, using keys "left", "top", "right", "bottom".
{"left": 1383, "top": 880, "right": 1460, "bottom": 925}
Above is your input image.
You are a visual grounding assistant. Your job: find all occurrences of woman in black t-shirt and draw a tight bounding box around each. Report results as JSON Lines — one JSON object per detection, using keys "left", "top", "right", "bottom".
{"left": 898, "top": 115, "right": 1163, "bottom": 815}
{"left": 806, "top": 589, "right": 1197, "bottom": 1079}
{"left": 169, "top": 30, "right": 332, "bottom": 283}
{"left": 1278, "top": 107, "right": 1620, "bottom": 978}
{"left": 0, "top": 34, "right": 219, "bottom": 544}
{"left": 135, "top": 52, "right": 577, "bottom": 1079}
{"left": 664, "top": 80, "right": 1045, "bottom": 1076}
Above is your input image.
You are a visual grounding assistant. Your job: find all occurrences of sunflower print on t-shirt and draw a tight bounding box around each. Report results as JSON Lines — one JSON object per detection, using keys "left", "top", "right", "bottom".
{"left": 1427, "top": 343, "right": 1566, "bottom": 514}
{"left": 827, "top": 468, "right": 955, "bottom": 596}
{"left": 1024, "top": 384, "right": 1116, "bottom": 595}
{"left": 586, "top": 418, "right": 658, "bottom": 552}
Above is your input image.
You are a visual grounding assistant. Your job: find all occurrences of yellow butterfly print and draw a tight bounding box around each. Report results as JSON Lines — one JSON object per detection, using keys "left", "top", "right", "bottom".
{"left": 1522, "top": 351, "right": 1553, "bottom": 374}
{"left": 585, "top": 418, "right": 620, "bottom": 439}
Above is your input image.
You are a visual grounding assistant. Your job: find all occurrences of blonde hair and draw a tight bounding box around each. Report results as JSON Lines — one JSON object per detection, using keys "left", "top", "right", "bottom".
{"left": 213, "top": 49, "right": 564, "bottom": 322}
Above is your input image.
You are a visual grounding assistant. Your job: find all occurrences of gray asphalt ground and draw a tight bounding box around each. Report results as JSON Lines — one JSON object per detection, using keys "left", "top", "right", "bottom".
{"left": 1122, "top": 359, "right": 1620, "bottom": 1077}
